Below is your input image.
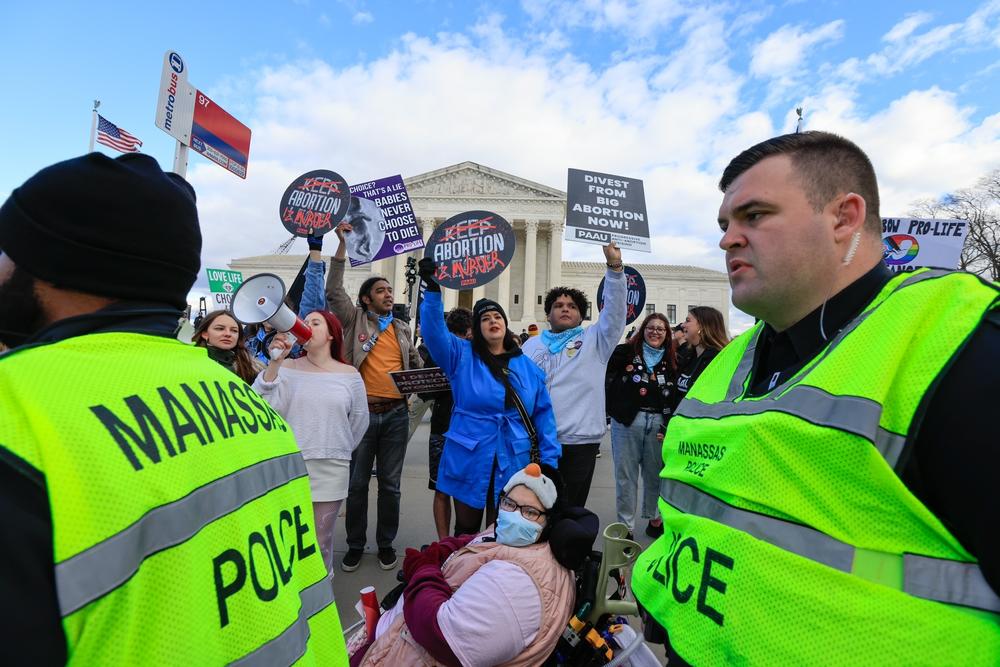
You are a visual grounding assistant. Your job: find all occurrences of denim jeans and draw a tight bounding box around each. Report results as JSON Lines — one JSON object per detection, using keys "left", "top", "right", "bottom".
{"left": 610, "top": 412, "right": 665, "bottom": 530}
{"left": 345, "top": 404, "right": 409, "bottom": 550}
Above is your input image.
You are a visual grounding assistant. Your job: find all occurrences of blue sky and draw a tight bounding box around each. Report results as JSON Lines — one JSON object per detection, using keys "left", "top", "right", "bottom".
{"left": 3, "top": 1, "right": 999, "bottom": 328}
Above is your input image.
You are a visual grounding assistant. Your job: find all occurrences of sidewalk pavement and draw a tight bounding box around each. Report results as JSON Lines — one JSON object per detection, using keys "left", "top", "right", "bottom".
{"left": 331, "top": 417, "right": 668, "bottom": 662}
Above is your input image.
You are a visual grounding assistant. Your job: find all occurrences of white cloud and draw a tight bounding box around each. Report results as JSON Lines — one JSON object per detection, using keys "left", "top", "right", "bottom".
{"left": 750, "top": 20, "right": 844, "bottom": 79}
{"left": 353, "top": 10, "right": 373, "bottom": 25}
{"left": 882, "top": 12, "right": 933, "bottom": 43}
{"left": 182, "top": 6, "right": 1000, "bottom": 328}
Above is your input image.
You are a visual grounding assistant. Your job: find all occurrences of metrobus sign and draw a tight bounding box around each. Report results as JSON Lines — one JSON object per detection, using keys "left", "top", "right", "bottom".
{"left": 155, "top": 51, "right": 251, "bottom": 179}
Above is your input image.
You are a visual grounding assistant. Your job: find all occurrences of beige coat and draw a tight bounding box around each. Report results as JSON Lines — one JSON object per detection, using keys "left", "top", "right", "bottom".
{"left": 325, "top": 257, "right": 421, "bottom": 373}
{"left": 360, "top": 539, "right": 575, "bottom": 666}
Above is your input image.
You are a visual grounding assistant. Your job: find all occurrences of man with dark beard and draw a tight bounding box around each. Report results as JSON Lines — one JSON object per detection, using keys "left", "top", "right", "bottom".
{"left": 0, "top": 153, "right": 348, "bottom": 665}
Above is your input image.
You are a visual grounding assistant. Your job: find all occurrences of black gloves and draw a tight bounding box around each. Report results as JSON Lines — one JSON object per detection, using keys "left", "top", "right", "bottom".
{"left": 307, "top": 233, "right": 324, "bottom": 251}
{"left": 418, "top": 258, "right": 440, "bottom": 293}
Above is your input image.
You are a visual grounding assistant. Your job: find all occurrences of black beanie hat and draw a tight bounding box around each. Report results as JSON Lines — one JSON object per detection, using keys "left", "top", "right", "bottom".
{"left": 472, "top": 298, "right": 508, "bottom": 326}
{"left": 0, "top": 152, "right": 201, "bottom": 309}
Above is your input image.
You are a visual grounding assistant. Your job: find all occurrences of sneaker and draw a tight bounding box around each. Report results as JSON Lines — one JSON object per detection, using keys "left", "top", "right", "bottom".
{"left": 341, "top": 548, "right": 363, "bottom": 572}
{"left": 645, "top": 521, "right": 664, "bottom": 538}
{"left": 378, "top": 548, "right": 399, "bottom": 570}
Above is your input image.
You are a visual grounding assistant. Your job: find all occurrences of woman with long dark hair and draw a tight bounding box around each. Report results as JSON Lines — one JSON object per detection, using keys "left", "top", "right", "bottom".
{"left": 674, "top": 306, "right": 731, "bottom": 404}
{"left": 606, "top": 312, "right": 677, "bottom": 538}
{"left": 192, "top": 310, "right": 260, "bottom": 384}
{"left": 253, "top": 308, "right": 368, "bottom": 572}
{"left": 417, "top": 258, "right": 560, "bottom": 536}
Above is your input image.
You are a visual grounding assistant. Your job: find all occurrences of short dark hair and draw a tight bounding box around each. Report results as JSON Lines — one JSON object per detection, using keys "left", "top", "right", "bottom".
{"left": 544, "top": 286, "right": 588, "bottom": 316}
{"left": 719, "top": 131, "right": 881, "bottom": 234}
{"left": 446, "top": 307, "right": 473, "bottom": 336}
{"left": 357, "top": 275, "right": 390, "bottom": 307}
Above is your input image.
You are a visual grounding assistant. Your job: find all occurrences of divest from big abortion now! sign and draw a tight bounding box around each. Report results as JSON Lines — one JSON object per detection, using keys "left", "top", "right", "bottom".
{"left": 566, "top": 168, "right": 650, "bottom": 252}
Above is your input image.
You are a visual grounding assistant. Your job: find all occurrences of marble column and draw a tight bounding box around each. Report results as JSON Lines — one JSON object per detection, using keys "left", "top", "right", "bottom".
{"left": 522, "top": 219, "right": 538, "bottom": 322}
{"left": 393, "top": 253, "right": 407, "bottom": 300}
{"left": 549, "top": 220, "right": 564, "bottom": 289}
{"left": 471, "top": 285, "right": 485, "bottom": 303}
{"left": 497, "top": 260, "right": 511, "bottom": 317}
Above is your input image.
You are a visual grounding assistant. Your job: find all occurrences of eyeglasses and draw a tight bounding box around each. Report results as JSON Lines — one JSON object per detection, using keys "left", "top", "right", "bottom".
{"left": 499, "top": 494, "right": 546, "bottom": 522}
{"left": 645, "top": 327, "right": 667, "bottom": 333}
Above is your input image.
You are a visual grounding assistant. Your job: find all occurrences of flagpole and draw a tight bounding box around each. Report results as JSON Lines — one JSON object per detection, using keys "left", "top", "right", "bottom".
{"left": 89, "top": 100, "right": 100, "bottom": 152}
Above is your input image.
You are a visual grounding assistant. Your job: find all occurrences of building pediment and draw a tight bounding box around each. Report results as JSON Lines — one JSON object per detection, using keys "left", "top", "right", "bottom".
{"left": 405, "top": 161, "right": 565, "bottom": 200}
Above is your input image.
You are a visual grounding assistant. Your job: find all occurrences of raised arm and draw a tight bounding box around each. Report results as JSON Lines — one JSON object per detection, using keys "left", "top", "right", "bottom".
{"left": 417, "top": 259, "right": 464, "bottom": 376}
{"left": 297, "top": 237, "right": 327, "bottom": 319}
{"left": 593, "top": 243, "right": 627, "bottom": 362}
{"left": 324, "top": 223, "right": 357, "bottom": 328}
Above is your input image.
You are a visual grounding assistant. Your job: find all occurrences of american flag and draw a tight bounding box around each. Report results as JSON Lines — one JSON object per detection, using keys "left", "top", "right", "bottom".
{"left": 96, "top": 114, "right": 142, "bottom": 153}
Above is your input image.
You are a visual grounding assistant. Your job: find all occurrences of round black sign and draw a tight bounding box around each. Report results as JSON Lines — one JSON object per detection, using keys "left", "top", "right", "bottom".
{"left": 279, "top": 169, "right": 351, "bottom": 237}
{"left": 423, "top": 210, "right": 515, "bottom": 289}
{"left": 597, "top": 265, "right": 646, "bottom": 324}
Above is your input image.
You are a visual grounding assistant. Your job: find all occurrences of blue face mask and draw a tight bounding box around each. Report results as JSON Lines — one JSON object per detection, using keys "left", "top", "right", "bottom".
{"left": 495, "top": 509, "right": 543, "bottom": 547}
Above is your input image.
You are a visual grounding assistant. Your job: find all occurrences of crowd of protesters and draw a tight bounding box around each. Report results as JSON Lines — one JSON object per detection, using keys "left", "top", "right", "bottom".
{"left": 0, "top": 147, "right": 726, "bottom": 665}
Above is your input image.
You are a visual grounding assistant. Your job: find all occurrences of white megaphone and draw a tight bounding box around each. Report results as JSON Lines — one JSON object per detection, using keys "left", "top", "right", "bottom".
{"left": 230, "top": 273, "right": 312, "bottom": 360}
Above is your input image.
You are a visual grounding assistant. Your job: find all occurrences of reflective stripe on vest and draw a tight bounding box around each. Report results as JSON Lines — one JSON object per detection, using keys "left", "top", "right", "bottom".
{"left": 230, "top": 575, "right": 336, "bottom": 667}
{"left": 678, "top": 384, "right": 907, "bottom": 467}
{"left": 56, "top": 452, "right": 307, "bottom": 616}
{"left": 662, "top": 479, "right": 1000, "bottom": 613}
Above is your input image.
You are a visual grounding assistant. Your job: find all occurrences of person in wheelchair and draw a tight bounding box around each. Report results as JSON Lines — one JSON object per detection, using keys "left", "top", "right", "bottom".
{"left": 356, "top": 462, "right": 599, "bottom": 667}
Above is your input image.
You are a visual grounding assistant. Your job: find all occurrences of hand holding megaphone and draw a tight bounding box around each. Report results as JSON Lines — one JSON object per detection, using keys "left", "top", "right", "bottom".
{"left": 230, "top": 274, "right": 312, "bottom": 361}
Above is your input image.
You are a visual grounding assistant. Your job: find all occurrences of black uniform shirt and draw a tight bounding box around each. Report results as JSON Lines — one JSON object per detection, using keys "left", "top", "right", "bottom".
{"left": 747, "top": 263, "right": 999, "bottom": 594}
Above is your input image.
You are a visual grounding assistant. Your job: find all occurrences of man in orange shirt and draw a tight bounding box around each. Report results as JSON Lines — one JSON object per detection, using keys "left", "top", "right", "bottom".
{"left": 326, "top": 222, "right": 421, "bottom": 572}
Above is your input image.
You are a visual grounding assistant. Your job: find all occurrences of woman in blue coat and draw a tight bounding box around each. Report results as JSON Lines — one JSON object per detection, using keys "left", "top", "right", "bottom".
{"left": 418, "top": 258, "right": 560, "bottom": 535}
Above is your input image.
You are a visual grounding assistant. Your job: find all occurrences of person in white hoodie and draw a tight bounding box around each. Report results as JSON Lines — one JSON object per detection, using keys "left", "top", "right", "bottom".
{"left": 521, "top": 242, "right": 626, "bottom": 507}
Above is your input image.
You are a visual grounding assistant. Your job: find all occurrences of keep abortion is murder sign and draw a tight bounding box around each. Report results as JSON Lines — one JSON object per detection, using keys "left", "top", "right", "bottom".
{"left": 566, "top": 168, "right": 650, "bottom": 252}
{"left": 881, "top": 217, "right": 968, "bottom": 273}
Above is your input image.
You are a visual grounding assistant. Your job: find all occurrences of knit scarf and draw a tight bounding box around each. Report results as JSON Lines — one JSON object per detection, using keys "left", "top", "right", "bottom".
{"left": 642, "top": 341, "right": 665, "bottom": 369}
{"left": 540, "top": 326, "right": 584, "bottom": 354}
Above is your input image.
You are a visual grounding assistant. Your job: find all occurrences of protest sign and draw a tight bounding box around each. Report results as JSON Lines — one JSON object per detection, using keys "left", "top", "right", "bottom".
{"left": 206, "top": 268, "right": 244, "bottom": 308}
{"left": 389, "top": 368, "right": 451, "bottom": 394}
{"left": 346, "top": 175, "right": 423, "bottom": 266}
{"left": 424, "top": 210, "right": 515, "bottom": 289}
{"left": 566, "top": 168, "right": 650, "bottom": 252}
{"left": 597, "top": 266, "right": 646, "bottom": 324}
{"left": 279, "top": 170, "right": 351, "bottom": 237}
{"left": 881, "top": 217, "right": 968, "bottom": 273}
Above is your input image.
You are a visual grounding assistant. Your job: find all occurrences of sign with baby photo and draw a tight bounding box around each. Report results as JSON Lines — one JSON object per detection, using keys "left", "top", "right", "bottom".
{"left": 345, "top": 175, "right": 424, "bottom": 266}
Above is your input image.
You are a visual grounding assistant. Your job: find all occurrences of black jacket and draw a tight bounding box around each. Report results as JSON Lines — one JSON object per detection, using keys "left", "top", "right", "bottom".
{"left": 605, "top": 343, "right": 678, "bottom": 427}
{"left": 671, "top": 346, "right": 719, "bottom": 411}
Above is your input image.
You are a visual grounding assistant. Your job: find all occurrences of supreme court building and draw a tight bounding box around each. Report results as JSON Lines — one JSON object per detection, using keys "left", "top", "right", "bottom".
{"left": 229, "top": 162, "right": 730, "bottom": 334}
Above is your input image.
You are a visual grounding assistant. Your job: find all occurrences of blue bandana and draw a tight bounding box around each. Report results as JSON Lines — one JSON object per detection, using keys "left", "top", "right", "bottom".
{"left": 371, "top": 312, "right": 394, "bottom": 332}
{"left": 540, "top": 326, "right": 584, "bottom": 355}
{"left": 642, "top": 341, "right": 665, "bottom": 369}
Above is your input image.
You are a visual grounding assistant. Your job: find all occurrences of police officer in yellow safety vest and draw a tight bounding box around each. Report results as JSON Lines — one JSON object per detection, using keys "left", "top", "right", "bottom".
{"left": 0, "top": 153, "right": 348, "bottom": 665}
{"left": 632, "top": 131, "right": 1000, "bottom": 665}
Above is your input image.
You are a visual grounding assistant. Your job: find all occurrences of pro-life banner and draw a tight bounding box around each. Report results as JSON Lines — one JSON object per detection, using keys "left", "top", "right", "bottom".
{"left": 597, "top": 266, "right": 646, "bottom": 324}
{"left": 566, "top": 168, "right": 650, "bottom": 252}
{"left": 346, "top": 175, "right": 423, "bottom": 266}
{"left": 206, "top": 268, "right": 244, "bottom": 308}
{"left": 424, "top": 211, "right": 515, "bottom": 289}
{"left": 881, "top": 217, "right": 968, "bottom": 273}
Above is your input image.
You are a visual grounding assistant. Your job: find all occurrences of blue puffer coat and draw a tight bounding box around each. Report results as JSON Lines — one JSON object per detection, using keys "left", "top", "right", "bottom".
{"left": 420, "top": 290, "right": 560, "bottom": 509}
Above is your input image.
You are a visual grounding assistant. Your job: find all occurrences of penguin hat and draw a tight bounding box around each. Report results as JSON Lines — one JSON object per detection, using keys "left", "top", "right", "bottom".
{"left": 503, "top": 462, "right": 558, "bottom": 510}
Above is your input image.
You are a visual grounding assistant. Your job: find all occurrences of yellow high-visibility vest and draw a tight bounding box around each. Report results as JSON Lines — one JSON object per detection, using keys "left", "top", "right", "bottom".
{"left": 0, "top": 332, "right": 348, "bottom": 665}
{"left": 632, "top": 269, "right": 1000, "bottom": 665}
